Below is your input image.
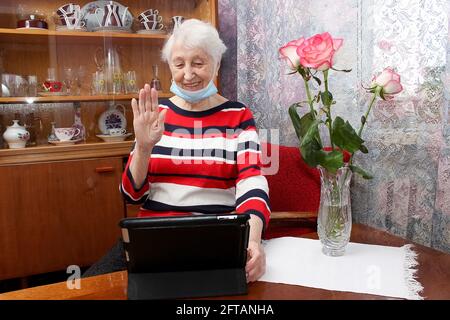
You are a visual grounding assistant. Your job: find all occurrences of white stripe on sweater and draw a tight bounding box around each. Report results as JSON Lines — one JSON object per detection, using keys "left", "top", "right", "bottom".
{"left": 236, "top": 175, "right": 269, "bottom": 198}
{"left": 149, "top": 182, "right": 236, "bottom": 207}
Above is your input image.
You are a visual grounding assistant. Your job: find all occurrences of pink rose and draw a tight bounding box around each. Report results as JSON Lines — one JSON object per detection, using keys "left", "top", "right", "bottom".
{"left": 296, "top": 32, "right": 343, "bottom": 71}
{"left": 371, "top": 68, "right": 403, "bottom": 98}
{"left": 279, "top": 37, "right": 305, "bottom": 70}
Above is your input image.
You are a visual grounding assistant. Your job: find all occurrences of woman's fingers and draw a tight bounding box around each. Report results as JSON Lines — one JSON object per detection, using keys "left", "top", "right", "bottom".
{"left": 144, "top": 83, "right": 152, "bottom": 112}
{"left": 131, "top": 98, "right": 139, "bottom": 119}
{"left": 138, "top": 88, "right": 145, "bottom": 115}
{"left": 156, "top": 109, "right": 167, "bottom": 129}
{"left": 151, "top": 87, "right": 159, "bottom": 112}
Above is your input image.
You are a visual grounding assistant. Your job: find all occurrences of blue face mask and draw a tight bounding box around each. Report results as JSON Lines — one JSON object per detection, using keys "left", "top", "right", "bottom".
{"left": 170, "top": 80, "right": 218, "bottom": 104}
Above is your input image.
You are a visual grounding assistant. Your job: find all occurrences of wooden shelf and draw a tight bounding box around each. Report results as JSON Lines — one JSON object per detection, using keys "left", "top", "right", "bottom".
{"left": 0, "top": 140, "right": 134, "bottom": 165}
{"left": 0, "top": 28, "right": 168, "bottom": 44}
{"left": 0, "top": 93, "right": 173, "bottom": 104}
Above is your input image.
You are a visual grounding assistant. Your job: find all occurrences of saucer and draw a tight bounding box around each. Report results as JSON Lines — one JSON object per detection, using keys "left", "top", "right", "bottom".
{"left": 136, "top": 29, "right": 166, "bottom": 35}
{"left": 96, "top": 133, "right": 132, "bottom": 142}
{"left": 48, "top": 138, "right": 82, "bottom": 145}
{"left": 56, "top": 25, "right": 88, "bottom": 32}
{"left": 92, "top": 26, "right": 132, "bottom": 33}
{"left": 39, "top": 92, "right": 68, "bottom": 96}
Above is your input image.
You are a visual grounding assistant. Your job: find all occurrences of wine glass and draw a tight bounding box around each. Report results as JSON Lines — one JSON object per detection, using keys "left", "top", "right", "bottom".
{"left": 63, "top": 67, "right": 75, "bottom": 95}
{"left": 76, "top": 65, "right": 86, "bottom": 95}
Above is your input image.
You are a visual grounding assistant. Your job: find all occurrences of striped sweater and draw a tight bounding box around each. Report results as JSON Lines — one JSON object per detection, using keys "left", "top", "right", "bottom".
{"left": 120, "top": 99, "right": 271, "bottom": 230}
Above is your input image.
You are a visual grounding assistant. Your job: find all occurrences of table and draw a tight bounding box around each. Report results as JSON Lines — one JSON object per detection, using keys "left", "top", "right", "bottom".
{"left": 1, "top": 223, "right": 449, "bottom": 300}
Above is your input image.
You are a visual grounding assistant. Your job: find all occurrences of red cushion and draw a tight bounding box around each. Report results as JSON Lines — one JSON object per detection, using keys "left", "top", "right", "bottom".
{"left": 261, "top": 143, "right": 320, "bottom": 213}
{"left": 261, "top": 143, "right": 320, "bottom": 239}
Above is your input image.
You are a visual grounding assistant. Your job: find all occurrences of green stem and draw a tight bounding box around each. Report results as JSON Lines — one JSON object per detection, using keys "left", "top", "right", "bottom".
{"left": 357, "top": 90, "right": 378, "bottom": 137}
{"left": 323, "top": 70, "right": 334, "bottom": 149}
{"left": 348, "top": 89, "right": 379, "bottom": 167}
{"left": 303, "top": 78, "right": 315, "bottom": 115}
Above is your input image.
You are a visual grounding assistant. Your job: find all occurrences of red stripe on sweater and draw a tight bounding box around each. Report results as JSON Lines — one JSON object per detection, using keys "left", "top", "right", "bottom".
{"left": 148, "top": 175, "right": 236, "bottom": 189}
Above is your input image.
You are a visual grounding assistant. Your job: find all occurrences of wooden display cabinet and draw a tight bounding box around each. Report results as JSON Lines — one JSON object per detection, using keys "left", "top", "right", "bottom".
{"left": 0, "top": 0, "right": 218, "bottom": 280}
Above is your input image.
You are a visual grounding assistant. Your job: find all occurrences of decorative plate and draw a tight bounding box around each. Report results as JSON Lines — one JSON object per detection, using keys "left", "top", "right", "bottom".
{"left": 81, "top": 1, "right": 133, "bottom": 32}
{"left": 96, "top": 133, "right": 132, "bottom": 142}
{"left": 97, "top": 104, "right": 127, "bottom": 134}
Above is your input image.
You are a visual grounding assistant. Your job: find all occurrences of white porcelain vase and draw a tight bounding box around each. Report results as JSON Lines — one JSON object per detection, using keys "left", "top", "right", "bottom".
{"left": 3, "top": 119, "right": 30, "bottom": 149}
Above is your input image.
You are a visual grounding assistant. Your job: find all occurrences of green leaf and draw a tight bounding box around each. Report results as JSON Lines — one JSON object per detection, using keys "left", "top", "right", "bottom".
{"left": 361, "top": 115, "right": 366, "bottom": 125}
{"left": 288, "top": 104, "right": 303, "bottom": 141}
{"left": 349, "top": 165, "right": 373, "bottom": 179}
{"left": 359, "top": 144, "right": 369, "bottom": 154}
{"left": 331, "top": 116, "right": 365, "bottom": 154}
{"left": 299, "top": 112, "right": 316, "bottom": 139}
{"left": 313, "top": 75, "right": 322, "bottom": 86}
{"left": 299, "top": 118, "right": 325, "bottom": 167}
{"left": 300, "top": 139, "right": 324, "bottom": 167}
{"left": 331, "top": 67, "right": 352, "bottom": 73}
{"left": 300, "top": 119, "right": 322, "bottom": 147}
{"left": 318, "top": 150, "right": 344, "bottom": 173}
{"left": 321, "top": 91, "right": 333, "bottom": 106}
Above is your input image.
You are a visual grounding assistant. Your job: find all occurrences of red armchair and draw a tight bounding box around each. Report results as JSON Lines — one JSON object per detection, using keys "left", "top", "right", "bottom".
{"left": 261, "top": 143, "right": 320, "bottom": 239}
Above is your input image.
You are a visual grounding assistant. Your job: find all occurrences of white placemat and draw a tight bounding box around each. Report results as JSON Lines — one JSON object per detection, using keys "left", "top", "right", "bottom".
{"left": 260, "top": 237, "right": 423, "bottom": 300}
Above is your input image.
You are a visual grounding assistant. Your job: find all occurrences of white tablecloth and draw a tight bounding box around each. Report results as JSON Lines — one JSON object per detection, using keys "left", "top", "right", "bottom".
{"left": 260, "top": 237, "right": 423, "bottom": 300}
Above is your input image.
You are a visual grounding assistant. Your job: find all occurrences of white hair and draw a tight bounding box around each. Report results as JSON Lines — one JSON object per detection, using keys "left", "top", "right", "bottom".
{"left": 161, "top": 19, "right": 227, "bottom": 67}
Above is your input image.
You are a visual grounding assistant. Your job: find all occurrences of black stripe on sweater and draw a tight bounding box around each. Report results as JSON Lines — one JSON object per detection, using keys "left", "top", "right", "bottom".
{"left": 142, "top": 200, "right": 236, "bottom": 214}
{"left": 236, "top": 189, "right": 271, "bottom": 210}
{"left": 237, "top": 141, "right": 260, "bottom": 152}
{"left": 164, "top": 118, "right": 256, "bottom": 135}
{"left": 148, "top": 173, "right": 238, "bottom": 181}
{"left": 152, "top": 146, "right": 236, "bottom": 161}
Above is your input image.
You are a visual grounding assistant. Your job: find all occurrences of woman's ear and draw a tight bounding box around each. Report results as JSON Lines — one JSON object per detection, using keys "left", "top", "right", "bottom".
{"left": 215, "top": 62, "right": 221, "bottom": 77}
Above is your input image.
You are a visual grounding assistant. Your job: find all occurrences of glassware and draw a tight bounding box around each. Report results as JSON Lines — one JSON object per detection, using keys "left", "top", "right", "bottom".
{"left": 317, "top": 166, "right": 352, "bottom": 257}
{"left": 76, "top": 66, "right": 87, "bottom": 95}
{"left": 63, "top": 67, "right": 75, "bottom": 95}
{"left": 48, "top": 121, "right": 58, "bottom": 142}
{"left": 91, "top": 71, "right": 106, "bottom": 95}
{"left": 72, "top": 103, "right": 85, "bottom": 141}
{"left": 112, "top": 71, "right": 124, "bottom": 94}
{"left": 124, "top": 70, "right": 138, "bottom": 94}
{"left": 150, "top": 64, "right": 162, "bottom": 92}
{"left": 27, "top": 75, "right": 37, "bottom": 96}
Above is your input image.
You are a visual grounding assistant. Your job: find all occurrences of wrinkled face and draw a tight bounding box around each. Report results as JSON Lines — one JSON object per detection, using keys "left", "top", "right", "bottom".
{"left": 169, "top": 41, "right": 216, "bottom": 91}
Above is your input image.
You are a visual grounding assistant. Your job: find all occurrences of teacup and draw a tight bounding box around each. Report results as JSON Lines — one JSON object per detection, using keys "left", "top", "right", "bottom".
{"left": 142, "top": 20, "right": 164, "bottom": 31}
{"left": 171, "top": 15, "right": 185, "bottom": 30}
{"left": 108, "top": 128, "right": 126, "bottom": 136}
{"left": 55, "top": 127, "right": 80, "bottom": 141}
{"left": 138, "top": 9, "right": 160, "bottom": 22}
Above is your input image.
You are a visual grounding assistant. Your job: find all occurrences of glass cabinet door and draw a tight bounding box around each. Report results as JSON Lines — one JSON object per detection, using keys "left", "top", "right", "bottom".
{"left": 0, "top": 0, "right": 217, "bottom": 164}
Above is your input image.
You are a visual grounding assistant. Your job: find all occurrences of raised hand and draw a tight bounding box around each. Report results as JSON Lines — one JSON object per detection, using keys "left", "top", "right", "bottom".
{"left": 131, "top": 84, "right": 167, "bottom": 153}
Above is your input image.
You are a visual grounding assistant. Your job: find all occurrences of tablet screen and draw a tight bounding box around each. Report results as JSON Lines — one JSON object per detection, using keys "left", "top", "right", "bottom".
{"left": 120, "top": 214, "right": 250, "bottom": 273}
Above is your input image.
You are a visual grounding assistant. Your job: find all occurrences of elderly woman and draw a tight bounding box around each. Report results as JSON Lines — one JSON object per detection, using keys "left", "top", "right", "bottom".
{"left": 87, "top": 19, "right": 270, "bottom": 283}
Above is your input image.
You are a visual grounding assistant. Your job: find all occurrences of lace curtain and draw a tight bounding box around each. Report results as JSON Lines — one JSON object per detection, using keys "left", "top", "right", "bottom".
{"left": 219, "top": 0, "right": 450, "bottom": 253}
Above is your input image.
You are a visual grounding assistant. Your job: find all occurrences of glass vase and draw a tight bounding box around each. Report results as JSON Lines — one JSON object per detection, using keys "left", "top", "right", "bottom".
{"left": 317, "top": 165, "right": 352, "bottom": 257}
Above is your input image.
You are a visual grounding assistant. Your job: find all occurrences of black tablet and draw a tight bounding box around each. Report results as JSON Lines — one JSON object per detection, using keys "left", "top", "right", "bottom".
{"left": 119, "top": 213, "right": 250, "bottom": 299}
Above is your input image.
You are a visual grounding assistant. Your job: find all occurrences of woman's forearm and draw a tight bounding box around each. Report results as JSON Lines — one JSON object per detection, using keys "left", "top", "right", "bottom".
{"left": 129, "top": 145, "right": 153, "bottom": 189}
{"left": 248, "top": 215, "right": 264, "bottom": 243}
